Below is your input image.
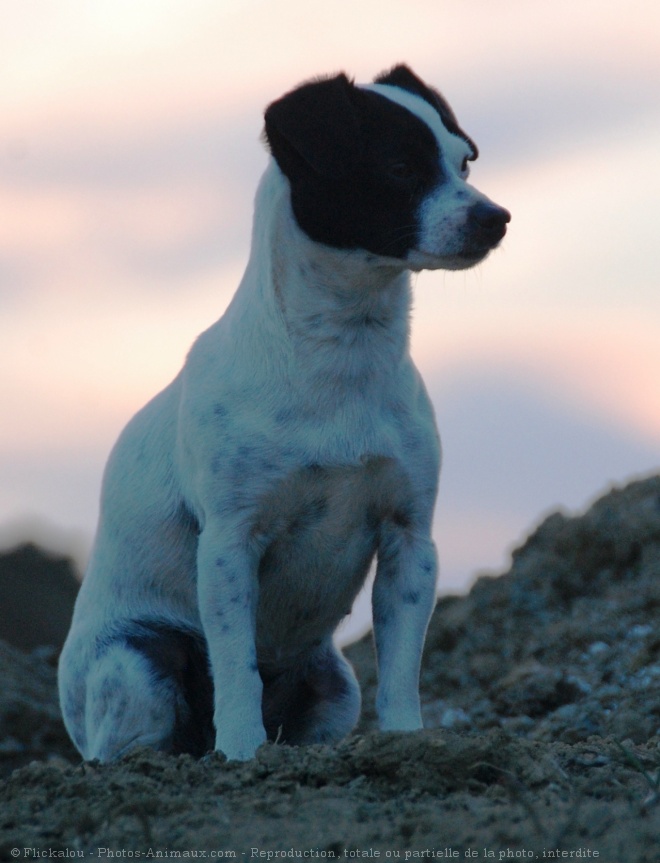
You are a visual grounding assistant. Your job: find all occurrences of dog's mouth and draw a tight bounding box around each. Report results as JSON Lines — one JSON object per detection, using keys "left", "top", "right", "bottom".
{"left": 433, "top": 249, "right": 493, "bottom": 271}
{"left": 407, "top": 202, "right": 510, "bottom": 272}
{"left": 407, "top": 235, "right": 505, "bottom": 272}
{"left": 459, "top": 227, "right": 508, "bottom": 262}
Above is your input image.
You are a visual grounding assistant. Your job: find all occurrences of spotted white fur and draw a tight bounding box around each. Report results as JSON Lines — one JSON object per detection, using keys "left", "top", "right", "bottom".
{"left": 59, "top": 66, "right": 509, "bottom": 762}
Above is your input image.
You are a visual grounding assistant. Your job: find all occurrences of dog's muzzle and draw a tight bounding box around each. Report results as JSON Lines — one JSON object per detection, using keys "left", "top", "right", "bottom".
{"left": 466, "top": 200, "right": 511, "bottom": 252}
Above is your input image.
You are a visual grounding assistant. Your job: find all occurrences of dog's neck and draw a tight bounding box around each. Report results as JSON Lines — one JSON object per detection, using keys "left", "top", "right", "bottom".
{"left": 239, "top": 163, "right": 413, "bottom": 384}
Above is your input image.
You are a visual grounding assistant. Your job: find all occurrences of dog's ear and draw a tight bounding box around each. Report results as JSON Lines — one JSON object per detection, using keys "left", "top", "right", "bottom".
{"left": 374, "top": 63, "right": 478, "bottom": 161}
{"left": 263, "top": 74, "right": 362, "bottom": 179}
{"left": 374, "top": 63, "right": 428, "bottom": 94}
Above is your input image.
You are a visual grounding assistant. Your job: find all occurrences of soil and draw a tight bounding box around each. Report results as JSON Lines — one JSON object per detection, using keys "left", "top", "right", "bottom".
{"left": 1, "top": 475, "right": 659, "bottom": 861}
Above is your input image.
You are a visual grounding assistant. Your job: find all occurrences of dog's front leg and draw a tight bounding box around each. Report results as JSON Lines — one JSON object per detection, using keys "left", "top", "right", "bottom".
{"left": 197, "top": 521, "right": 267, "bottom": 760}
{"left": 372, "top": 528, "right": 437, "bottom": 731}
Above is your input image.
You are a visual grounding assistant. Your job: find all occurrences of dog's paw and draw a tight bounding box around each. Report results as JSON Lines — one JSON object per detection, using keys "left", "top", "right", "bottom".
{"left": 215, "top": 725, "right": 267, "bottom": 761}
{"left": 379, "top": 714, "right": 423, "bottom": 733}
{"left": 376, "top": 697, "right": 423, "bottom": 733}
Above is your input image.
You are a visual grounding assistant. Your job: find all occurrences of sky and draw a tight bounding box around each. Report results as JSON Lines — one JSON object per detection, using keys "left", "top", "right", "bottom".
{"left": 1, "top": 0, "right": 659, "bottom": 639}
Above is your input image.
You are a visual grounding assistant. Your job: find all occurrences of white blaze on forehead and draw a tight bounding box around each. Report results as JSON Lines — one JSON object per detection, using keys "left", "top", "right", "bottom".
{"left": 360, "top": 82, "right": 473, "bottom": 171}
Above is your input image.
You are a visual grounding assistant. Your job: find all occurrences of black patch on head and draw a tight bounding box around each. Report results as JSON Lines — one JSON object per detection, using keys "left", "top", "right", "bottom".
{"left": 374, "top": 64, "right": 478, "bottom": 161}
{"left": 121, "top": 620, "right": 214, "bottom": 757}
{"left": 263, "top": 72, "right": 442, "bottom": 258}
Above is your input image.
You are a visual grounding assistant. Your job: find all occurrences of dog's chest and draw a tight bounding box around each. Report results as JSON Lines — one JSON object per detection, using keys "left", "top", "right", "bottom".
{"left": 252, "top": 456, "right": 412, "bottom": 658}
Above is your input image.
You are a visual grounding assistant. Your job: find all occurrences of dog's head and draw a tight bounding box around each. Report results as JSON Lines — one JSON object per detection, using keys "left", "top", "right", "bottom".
{"left": 263, "top": 64, "right": 510, "bottom": 271}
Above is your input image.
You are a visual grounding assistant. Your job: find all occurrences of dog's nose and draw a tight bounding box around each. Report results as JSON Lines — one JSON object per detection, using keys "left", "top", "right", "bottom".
{"left": 468, "top": 201, "right": 511, "bottom": 244}
{"left": 471, "top": 201, "right": 511, "bottom": 229}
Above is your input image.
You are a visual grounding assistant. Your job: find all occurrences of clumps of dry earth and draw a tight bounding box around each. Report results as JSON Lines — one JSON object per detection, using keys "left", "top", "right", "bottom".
{"left": 1, "top": 475, "right": 659, "bottom": 861}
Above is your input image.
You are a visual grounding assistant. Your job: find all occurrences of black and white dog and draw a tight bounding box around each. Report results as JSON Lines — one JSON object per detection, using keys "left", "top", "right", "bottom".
{"left": 59, "top": 65, "right": 509, "bottom": 762}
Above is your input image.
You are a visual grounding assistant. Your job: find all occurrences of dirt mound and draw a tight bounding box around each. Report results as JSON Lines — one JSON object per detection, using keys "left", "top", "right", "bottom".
{"left": 0, "top": 543, "right": 79, "bottom": 652}
{"left": 2, "top": 732, "right": 659, "bottom": 858}
{"left": 349, "top": 472, "right": 660, "bottom": 747}
{"left": 0, "top": 640, "right": 78, "bottom": 777}
{"left": 1, "top": 475, "right": 659, "bottom": 860}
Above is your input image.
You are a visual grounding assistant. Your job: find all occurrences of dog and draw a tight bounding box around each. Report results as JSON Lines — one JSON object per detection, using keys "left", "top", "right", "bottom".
{"left": 58, "top": 64, "right": 510, "bottom": 762}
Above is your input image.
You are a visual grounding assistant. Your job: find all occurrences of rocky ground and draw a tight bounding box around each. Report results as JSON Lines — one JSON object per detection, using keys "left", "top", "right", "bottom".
{"left": 1, "top": 475, "right": 659, "bottom": 861}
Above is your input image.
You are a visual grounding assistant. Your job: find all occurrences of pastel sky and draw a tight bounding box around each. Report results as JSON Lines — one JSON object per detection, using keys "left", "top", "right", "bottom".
{"left": 2, "top": 1, "right": 659, "bottom": 638}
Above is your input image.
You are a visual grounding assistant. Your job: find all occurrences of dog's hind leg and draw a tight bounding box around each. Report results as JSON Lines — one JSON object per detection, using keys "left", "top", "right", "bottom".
{"left": 83, "top": 644, "right": 179, "bottom": 760}
{"left": 261, "top": 641, "right": 361, "bottom": 746}
{"left": 60, "top": 622, "right": 214, "bottom": 761}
